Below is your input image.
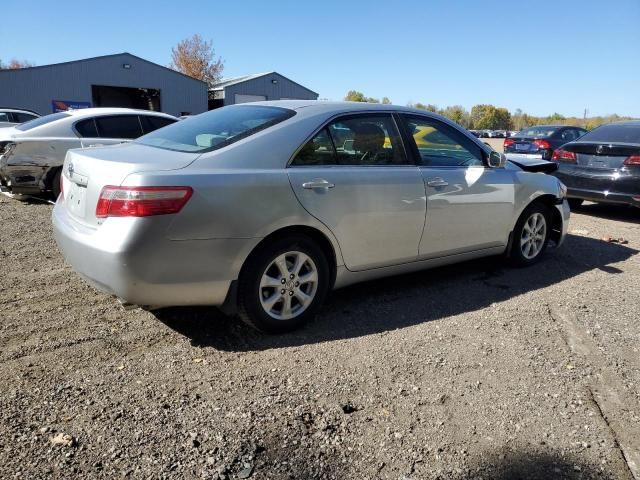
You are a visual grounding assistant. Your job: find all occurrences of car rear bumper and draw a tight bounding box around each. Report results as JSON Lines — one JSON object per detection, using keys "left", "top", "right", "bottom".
{"left": 52, "top": 200, "right": 259, "bottom": 308}
{"left": 553, "top": 168, "right": 640, "bottom": 207}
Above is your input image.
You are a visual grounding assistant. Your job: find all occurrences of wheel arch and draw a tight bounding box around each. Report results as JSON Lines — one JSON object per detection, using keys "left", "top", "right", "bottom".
{"left": 222, "top": 224, "right": 340, "bottom": 315}
{"left": 507, "top": 194, "right": 563, "bottom": 254}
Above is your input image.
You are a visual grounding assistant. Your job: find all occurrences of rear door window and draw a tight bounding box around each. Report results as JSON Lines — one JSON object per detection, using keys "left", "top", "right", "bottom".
{"left": 74, "top": 118, "right": 99, "bottom": 137}
{"left": 14, "top": 112, "right": 38, "bottom": 123}
{"left": 0, "top": 112, "right": 9, "bottom": 122}
{"left": 95, "top": 115, "right": 144, "bottom": 139}
{"left": 140, "top": 115, "right": 177, "bottom": 134}
{"left": 399, "top": 115, "right": 484, "bottom": 167}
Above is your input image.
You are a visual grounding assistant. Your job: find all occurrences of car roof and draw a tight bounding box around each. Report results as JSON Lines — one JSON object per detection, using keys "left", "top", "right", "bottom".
{"left": 63, "top": 108, "right": 175, "bottom": 118}
{"left": 243, "top": 100, "right": 441, "bottom": 117}
{"left": 521, "top": 124, "right": 569, "bottom": 129}
{"left": 0, "top": 107, "right": 40, "bottom": 115}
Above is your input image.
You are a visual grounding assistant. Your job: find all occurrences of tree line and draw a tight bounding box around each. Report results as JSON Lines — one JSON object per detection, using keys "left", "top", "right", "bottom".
{"left": 344, "top": 90, "right": 635, "bottom": 131}
{"left": 0, "top": 58, "right": 34, "bottom": 69}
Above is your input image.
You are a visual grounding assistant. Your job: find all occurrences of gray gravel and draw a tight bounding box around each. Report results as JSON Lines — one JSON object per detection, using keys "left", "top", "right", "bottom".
{"left": 1, "top": 194, "right": 639, "bottom": 479}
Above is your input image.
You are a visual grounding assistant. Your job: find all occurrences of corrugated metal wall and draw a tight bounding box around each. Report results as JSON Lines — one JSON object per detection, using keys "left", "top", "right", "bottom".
{"left": 0, "top": 53, "right": 208, "bottom": 116}
{"left": 223, "top": 73, "right": 318, "bottom": 105}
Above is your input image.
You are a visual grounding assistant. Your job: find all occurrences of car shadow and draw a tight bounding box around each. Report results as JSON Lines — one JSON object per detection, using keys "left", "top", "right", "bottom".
{"left": 154, "top": 234, "right": 637, "bottom": 352}
{"left": 575, "top": 201, "right": 640, "bottom": 224}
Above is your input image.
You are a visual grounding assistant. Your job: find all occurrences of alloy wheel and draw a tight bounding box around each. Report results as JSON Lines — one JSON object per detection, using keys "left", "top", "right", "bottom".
{"left": 259, "top": 251, "right": 318, "bottom": 320}
{"left": 520, "top": 212, "right": 547, "bottom": 260}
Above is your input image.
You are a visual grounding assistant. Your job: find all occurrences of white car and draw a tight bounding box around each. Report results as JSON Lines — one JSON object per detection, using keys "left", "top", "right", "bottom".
{"left": 0, "top": 108, "right": 40, "bottom": 128}
{"left": 0, "top": 108, "right": 176, "bottom": 198}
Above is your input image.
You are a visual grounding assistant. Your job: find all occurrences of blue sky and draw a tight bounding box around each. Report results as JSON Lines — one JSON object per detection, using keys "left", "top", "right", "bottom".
{"left": 2, "top": 0, "right": 639, "bottom": 117}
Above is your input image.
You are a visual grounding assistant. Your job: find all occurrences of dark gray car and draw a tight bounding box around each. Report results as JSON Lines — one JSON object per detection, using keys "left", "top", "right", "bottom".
{"left": 551, "top": 121, "right": 640, "bottom": 208}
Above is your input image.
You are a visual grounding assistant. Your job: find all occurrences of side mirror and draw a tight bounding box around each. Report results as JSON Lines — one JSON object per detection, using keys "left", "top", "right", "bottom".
{"left": 487, "top": 150, "right": 506, "bottom": 168}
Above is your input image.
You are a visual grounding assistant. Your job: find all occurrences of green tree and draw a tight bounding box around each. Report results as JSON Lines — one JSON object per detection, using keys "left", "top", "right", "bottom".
{"left": 381, "top": 97, "right": 391, "bottom": 105}
{"left": 546, "top": 112, "right": 566, "bottom": 123}
{"left": 470, "top": 104, "right": 511, "bottom": 130}
{"left": 411, "top": 102, "right": 438, "bottom": 112}
{"left": 344, "top": 91, "right": 380, "bottom": 103}
{"left": 439, "top": 105, "right": 470, "bottom": 128}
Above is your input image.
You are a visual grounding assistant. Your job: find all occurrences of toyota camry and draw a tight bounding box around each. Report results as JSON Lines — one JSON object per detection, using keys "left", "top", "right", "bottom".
{"left": 53, "top": 101, "right": 570, "bottom": 332}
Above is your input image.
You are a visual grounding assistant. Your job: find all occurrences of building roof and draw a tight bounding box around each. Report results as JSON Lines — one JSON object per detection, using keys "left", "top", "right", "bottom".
{"left": 0, "top": 52, "right": 207, "bottom": 86}
{"left": 210, "top": 71, "right": 318, "bottom": 96}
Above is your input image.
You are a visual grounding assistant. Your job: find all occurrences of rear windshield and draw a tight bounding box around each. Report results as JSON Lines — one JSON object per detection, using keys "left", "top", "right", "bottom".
{"left": 136, "top": 105, "right": 296, "bottom": 153}
{"left": 516, "top": 126, "right": 559, "bottom": 138}
{"left": 15, "top": 112, "right": 71, "bottom": 131}
{"left": 579, "top": 123, "right": 640, "bottom": 144}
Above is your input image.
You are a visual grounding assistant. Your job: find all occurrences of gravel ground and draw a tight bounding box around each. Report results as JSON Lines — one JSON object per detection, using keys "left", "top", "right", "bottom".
{"left": 1, "top": 194, "right": 639, "bottom": 479}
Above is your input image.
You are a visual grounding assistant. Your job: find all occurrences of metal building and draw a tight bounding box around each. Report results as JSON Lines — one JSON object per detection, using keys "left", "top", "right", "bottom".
{"left": 0, "top": 53, "right": 208, "bottom": 117}
{"left": 209, "top": 72, "right": 318, "bottom": 109}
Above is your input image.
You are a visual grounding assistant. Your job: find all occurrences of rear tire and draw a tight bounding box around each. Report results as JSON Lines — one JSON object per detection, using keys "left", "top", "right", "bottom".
{"left": 51, "top": 168, "right": 62, "bottom": 200}
{"left": 509, "top": 203, "right": 552, "bottom": 267}
{"left": 238, "top": 235, "right": 330, "bottom": 333}
{"left": 567, "top": 198, "right": 583, "bottom": 209}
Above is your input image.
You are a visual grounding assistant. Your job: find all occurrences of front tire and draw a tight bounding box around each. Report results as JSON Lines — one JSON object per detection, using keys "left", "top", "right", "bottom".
{"left": 567, "top": 198, "right": 583, "bottom": 209}
{"left": 238, "top": 235, "right": 330, "bottom": 333}
{"left": 510, "top": 203, "right": 551, "bottom": 266}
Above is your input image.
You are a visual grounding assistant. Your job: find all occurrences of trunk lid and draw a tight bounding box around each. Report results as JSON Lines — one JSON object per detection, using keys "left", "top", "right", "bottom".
{"left": 563, "top": 142, "right": 640, "bottom": 170}
{"left": 61, "top": 142, "right": 198, "bottom": 227}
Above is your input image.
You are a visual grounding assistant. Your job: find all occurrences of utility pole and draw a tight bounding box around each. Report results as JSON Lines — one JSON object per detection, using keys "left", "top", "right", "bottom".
{"left": 583, "top": 108, "right": 588, "bottom": 128}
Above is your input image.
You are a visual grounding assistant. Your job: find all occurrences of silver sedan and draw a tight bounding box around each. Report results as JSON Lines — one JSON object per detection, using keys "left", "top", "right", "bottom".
{"left": 52, "top": 101, "right": 570, "bottom": 332}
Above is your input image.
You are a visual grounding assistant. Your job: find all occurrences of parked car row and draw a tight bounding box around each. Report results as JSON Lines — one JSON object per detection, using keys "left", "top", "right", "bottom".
{"left": 0, "top": 108, "right": 176, "bottom": 197}
{"left": 473, "top": 129, "right": 519, "bottom": 138}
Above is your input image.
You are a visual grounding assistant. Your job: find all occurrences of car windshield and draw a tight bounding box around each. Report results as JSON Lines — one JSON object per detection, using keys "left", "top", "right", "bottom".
{"left": 579, "top": 123, "right": 640, "bottom": 144}
{"left": 136, "top": 105, "right": 296, "bottom": 153}
{"left": 15, "top": 112, "right": 71, "bottom": 131}
{"left": 516, "top": 127, "right": 558, "bottom": 138}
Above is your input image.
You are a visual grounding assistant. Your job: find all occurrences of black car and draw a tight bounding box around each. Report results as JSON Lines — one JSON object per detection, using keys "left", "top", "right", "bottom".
{"left": 504, "top": 125, "right": 587, "bottom": 160}
{"left": 550, "top": 121, "right": 640, "bottom": 209}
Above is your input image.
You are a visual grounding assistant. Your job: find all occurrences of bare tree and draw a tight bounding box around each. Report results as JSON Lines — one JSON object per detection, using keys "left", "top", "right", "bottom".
{"left": 170, "top": 34, "right": 224, "bottom": 85}
{"left": 0, "top": 58, "right": 35, "bottom": 69}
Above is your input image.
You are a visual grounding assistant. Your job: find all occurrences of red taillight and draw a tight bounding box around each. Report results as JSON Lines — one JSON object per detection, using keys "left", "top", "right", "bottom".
{"left": 532, "top": 139, "right": 551, "bottom": 150}
{"left": 623, "top": 155, "right": 640, "bottom": 165}
{"left": 551, "top": 148, "right": 577, "bottom": 162}
{"left": 95, "top": 186, "right": 193, "bottom": 218}
{"left": 504, "top": 138, "right": 515, "bottom": 147}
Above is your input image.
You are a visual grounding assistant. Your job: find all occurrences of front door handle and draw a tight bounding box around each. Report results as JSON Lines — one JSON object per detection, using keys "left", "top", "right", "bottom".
{"left": 427, "top": 177, "right": 449, "bottom": 187}
{"left": 302, "top": 179, "right": 335, "bottom": 190}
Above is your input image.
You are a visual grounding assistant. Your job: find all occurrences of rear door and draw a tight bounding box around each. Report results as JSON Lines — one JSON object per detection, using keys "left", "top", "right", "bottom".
{"left": 398, "top": 114, "right": 515, "bottom": 258}
{"left": 287, "top": 113, "right": 426, "bottom": 271}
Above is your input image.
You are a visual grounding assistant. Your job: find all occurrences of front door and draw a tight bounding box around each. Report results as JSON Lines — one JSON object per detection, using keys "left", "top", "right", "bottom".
{"left": 287, "top": 113, "right": 426, "bottom": 271}
{"left": 398, "top": 114, "right": 515, "bottom": 258}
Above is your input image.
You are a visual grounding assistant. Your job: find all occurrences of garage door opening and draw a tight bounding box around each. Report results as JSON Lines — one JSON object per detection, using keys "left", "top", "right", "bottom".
{"left": 92, "top": 85, "right": 161, "bottom": 111}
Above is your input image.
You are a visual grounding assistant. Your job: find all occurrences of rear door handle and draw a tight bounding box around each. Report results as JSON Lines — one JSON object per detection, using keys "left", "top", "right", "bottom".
{"left": 427, "top": 177, "right": 449, "bottom": 187}
{"left": 302, "top": 179, "right": 335, "bottom": 190}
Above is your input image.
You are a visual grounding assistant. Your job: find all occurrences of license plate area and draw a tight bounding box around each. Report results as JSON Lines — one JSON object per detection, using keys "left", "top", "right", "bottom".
{"left": 66, "top": 182, "right": 87, "bottom": 218}
{"left": 515, "top": 143, "right": 529, "bottom": 151}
